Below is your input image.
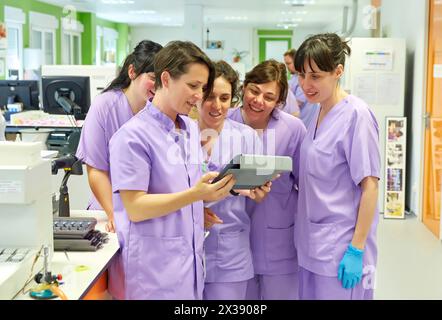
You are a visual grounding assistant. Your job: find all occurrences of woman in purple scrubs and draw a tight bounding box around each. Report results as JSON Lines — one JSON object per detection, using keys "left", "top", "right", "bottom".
{"left": 228, "top": 60, "right": 306, "bottom": 299}
{"left": 75, "top": 40, "right": 162, "bottom": 299}
{"left": 109, "top": 42, "right": 236, "bottom": 300}
{"left": 197, "top": 61, "right": 271, "bottom": 300}
{"left": 294, "top": 33, "right": 380, "bottom": 300}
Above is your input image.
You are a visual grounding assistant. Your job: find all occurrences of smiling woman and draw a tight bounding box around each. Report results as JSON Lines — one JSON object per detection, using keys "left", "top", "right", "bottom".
{"left": 227, "top": 59, "right": 306, "bottom": 300}
{"left": 108, "top": 41, "right": 238, "bottom": 300}
{"left": 75, "top": 39, "right": 162, "bottom": 300}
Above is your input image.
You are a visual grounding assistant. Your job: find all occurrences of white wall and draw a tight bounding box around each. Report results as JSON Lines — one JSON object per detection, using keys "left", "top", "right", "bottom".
{"left": 130, "top": 26, "right": 185, "bottom": 48}
{"left": 293, "top": 27, "right": 320, "bottom": 49}
{"left": 204, "top": 27, "right": 254, "bottom": 72}
{"left": 322, "top": 0, "right": 372, "bottom": 38}
{"left": 380, "top": 0, "right": 428, "bottom": 217}
{"left": 131, "top": 25, "right": 254, "bottom": 72}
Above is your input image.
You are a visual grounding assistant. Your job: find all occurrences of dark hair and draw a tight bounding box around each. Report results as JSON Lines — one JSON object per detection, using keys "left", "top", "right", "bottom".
{"left": 243, "top": 59, "right": 288, "bottom": 106}
{"left": 103, "top": 40, "right": 162, "bottom": 92}
{"left": 294, "top": 33, "right": 351, "bottom": 74}
{"left": 284, "top": 49, "right": 296, "bottom": 61}
{"left": 205, "top": 60, "right": 240, "bottom": 106}
{"left": 154, "top": 41, "right": 215, "bottom": 99}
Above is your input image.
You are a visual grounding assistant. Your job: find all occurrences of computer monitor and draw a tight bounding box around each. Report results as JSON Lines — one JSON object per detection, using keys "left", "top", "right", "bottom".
{"left": 42, "top": 76, "right": 90, "bottom": 120}
{"left": 0, "top": 80, "right": 40, "bottom": 110}
{"left": 41, "top": 65, "right": 117, "bottom": 100}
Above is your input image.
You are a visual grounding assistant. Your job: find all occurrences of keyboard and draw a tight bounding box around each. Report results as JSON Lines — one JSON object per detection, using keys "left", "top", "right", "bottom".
{"left": 53, "top": 217, "right": 97, "bottom": 239}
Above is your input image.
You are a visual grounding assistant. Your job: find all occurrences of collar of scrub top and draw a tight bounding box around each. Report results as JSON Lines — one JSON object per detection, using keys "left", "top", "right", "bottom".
{"left": 201, "top": 119, "right": 233, "bottom": 173}
{"left": 238, "top": 105, "right": 281, "bottom": 122}
{"left": 147, "top": 101, "right": 190, "bottom": 134}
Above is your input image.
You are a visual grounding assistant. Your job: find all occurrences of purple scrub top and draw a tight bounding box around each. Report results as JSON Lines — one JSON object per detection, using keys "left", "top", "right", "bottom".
{"left": 203, "top": 119, "right": 262, "bottom": 283}
{"left": 228, "top": 107, "right": 306, "bottom": 275}
{"left": 75, "top": 89, "right": 136, "bottom": 299}
{"left": 282, "top": 89, "right": 300, "bottom": 116}
{"left": 109, "top": 102, "right": 205, "bottom": 300}
{"left": 295, "top": 95, "right": 380, "bottom": 277}
{"left": 76, "top": 89, "right": 136, "bottom": 210}
{"left": 289, "top": 76, "right": 318, "bottom": 129}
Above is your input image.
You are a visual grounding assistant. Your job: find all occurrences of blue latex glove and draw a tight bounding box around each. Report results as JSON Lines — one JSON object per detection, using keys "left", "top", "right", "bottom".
{"left": 338, "top": 244, "right": 364, "bottom": 289}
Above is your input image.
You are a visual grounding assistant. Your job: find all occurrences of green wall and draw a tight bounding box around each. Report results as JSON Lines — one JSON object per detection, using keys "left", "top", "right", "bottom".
{"left": 0, "top": 0, "right": 130, "bottom": 70}
{"left": 2, "top": 0, "right": 65, "bottom": 64}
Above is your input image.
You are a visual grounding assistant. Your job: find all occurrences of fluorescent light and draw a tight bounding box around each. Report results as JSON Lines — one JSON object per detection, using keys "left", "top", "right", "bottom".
{"left": 128, "top": 10, "right": 156, "bottom": 14}
{"left": 280, "top": 17, "right": 303, "bottom": 23}
{"left": 224, "top": 16, "right": 249, "bottom": 21}
{"left": 282, "top": 10, "right": 307, "bottom": 15}
{"left": 162, "top": 23, "right": 183, "bottom": 27}
{"left": 284, "top": 0, "right": 315, "bottom": 5}
{"left": 277, "top": 23, "right": 299, "bottom": 28}
{"left": 101, "top": 0, "right": 134, "bottom": 4}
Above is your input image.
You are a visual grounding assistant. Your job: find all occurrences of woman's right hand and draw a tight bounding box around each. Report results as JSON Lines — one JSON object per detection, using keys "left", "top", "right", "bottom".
{"left": 105, "top": 219, "right": 116, "bottom": 233}
{"left": 193, "top": 171, "right": 236, "bottom": 202}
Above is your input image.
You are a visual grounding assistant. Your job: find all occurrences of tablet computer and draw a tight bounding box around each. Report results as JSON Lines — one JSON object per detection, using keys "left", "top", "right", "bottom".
{"left": 211, "top": 154, "right": 292, "bottom": 189}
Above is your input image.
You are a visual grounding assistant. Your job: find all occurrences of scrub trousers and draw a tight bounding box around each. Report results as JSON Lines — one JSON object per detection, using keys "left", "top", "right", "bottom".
{"left": 245, "top": 273, "right": 299, "bottom": 300}
{"left": 298, "top": 267, "right": 374, "bottom": 300}
{"left": 203, "top": 280, "right": 249, "bottom": 300}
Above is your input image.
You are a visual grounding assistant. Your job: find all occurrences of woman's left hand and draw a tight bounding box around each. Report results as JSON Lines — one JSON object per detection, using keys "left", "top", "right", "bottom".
{"left": 204, "top": 207, "right": 223, "bottom": 229}
{"left": 234, "top": 181, "right": 272, "bottom": 203}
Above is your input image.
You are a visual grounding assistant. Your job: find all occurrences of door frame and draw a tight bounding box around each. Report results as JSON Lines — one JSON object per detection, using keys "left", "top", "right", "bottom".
{"left": 423, "top": 0, "right": 441, "bottom": 239}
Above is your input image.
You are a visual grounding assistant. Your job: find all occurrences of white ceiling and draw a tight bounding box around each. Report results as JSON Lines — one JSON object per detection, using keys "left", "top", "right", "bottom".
{"left": 39, "top": 0, "right": 354, "bottom": 29}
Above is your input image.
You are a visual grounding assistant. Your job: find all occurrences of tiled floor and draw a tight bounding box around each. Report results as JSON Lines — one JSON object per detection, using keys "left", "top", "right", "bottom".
{"left": 375, "top": 214, "right": 442, "bottom": 299}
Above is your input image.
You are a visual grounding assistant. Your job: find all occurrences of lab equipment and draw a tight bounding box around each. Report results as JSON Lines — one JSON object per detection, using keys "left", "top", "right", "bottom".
{"left": 0, "top": 141, "right": 54, "bottom": 299}
{"left": 30, "top": 245, "right": 66, "bottom": 300}
{"left": 51, "top": 154, "right": 84, "bottom": 217}
{"left": 53, "top": 216, "right": 108, "bottom": 251}
{"left": 211, "top": 154, "right": 292, "bottom": 189}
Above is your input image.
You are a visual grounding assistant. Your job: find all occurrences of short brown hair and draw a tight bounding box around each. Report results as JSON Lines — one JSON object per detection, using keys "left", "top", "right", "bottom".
{"left": 284, "top": 49, "right": 296, "bottom": 61}
{"left": 207, "top": 60, "right": 240, "bottom": 106}
{"left": 243, "top": 59, "right": 288, "bottom": 106}
{"left": 154, "top": 41, "right": 215, "bottom": 99}
{"left": 294, "top": 33, "right": 351, "bottom": 73}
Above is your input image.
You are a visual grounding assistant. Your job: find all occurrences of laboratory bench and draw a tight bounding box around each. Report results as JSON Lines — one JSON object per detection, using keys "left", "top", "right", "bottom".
{"left": 14, "top": 210, "right": 119, "bottom": 300}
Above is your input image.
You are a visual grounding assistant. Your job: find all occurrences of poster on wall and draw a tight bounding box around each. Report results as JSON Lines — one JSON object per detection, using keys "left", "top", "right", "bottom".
{"left": 384, "top": 117, "right": 407, "bottom": 219}
{"left": 363, "top": 49, "right": 393, "bottom": 71}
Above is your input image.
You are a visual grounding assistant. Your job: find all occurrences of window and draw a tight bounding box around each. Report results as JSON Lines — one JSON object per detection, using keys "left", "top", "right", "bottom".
{"left": 4, "top": 6, "right": 25, "bottom": 79}
{"left": 61, "top": 17, "right": 83, "bottom": 65}
{"left": 29, "top": 11, "right": 58, "bottom": 66}
{"left": 103, "top": 27, "right": 118, "bottom": 66}
{"left": 31, "top": 29, "right": 56, "bottom": 65}
{"left": 62, "top": 32, "right": 81, "bottom": 65}
{"left": 96, "top": 26, "right": 103, "bottom": 65}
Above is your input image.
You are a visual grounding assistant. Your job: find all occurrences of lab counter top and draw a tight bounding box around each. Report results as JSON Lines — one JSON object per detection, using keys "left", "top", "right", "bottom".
{"left": 15, "top": 210, "right": 119, "bottom": 300}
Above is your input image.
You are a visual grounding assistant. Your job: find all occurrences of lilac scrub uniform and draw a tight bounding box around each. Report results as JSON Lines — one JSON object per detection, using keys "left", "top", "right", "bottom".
{"left": 228, "top": 107, "right": 306, "bottom": 300}
{"left": 289, "top": 76, "right": 318, "bottom": 129}
{"left": 76, "top": 89, "right": 137, "bottom": 300}
{"left": 296, "top": 95, "right": 380, "bottom": 300}
{"left": 109, "top": 102, "right": 205, "bottom": 300}
{"left": 202, "top": 119, "right": 262, "bottom": 300}
{"left": 282, "top": 89, "right": 300, "bottom": 116}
